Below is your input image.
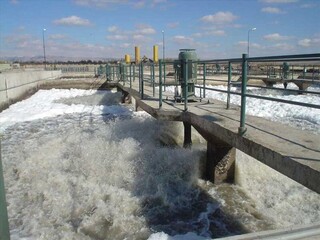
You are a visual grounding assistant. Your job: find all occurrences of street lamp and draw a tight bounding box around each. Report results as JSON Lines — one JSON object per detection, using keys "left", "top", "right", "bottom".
{"left": 42, "top": 28, "right": 46, "bottom": 69}
{"left": 161, "top": 30, "right": 165, "bottom": 61}
{"left": 247, "top": 27, "right": 256, "bottom": 57}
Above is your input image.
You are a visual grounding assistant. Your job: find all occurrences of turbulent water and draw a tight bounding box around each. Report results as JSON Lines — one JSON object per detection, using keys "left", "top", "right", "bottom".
{"left": 1, "top": 89, "right": 319, "bottom": 240}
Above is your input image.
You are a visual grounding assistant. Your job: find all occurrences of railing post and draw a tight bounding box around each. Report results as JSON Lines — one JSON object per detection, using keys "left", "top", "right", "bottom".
{"left": 159, "top": 60, "right": 163, "bottom": 109}
{"left": 138, "top": 63, "right": 141, "bottom": 93}
{"left": 141, "top": 62, "right": 144, "bottom": 99}
{"left": 129, "top": 64, "right": 132, "bottom": 89}
{"left": 152, "top": 63, "right": 155, "bottom": 97}
{"left": 133, "top": 65, "right": 136, "bottom": 82}
{"left": 227, "top": 61, "right": 232, "bottom": 109}
{"left": 238, "top": 54, "right": 248, "bottom": 135}
{"left": 0, "top": 142, "right": 10, "bottom": 240}
{"left": 203, "top": 63, "right": 206, "bottom": 99}
{"left": 184, "top": 59, "right": 188, "bottom": 112}
{"left": 163, "top": 61, "right": 166, "bottom": 92}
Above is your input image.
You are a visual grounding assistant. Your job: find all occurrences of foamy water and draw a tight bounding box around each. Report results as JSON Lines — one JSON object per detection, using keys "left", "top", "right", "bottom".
{"left": 1, "top": 89, "right": 319, "bottom": 240}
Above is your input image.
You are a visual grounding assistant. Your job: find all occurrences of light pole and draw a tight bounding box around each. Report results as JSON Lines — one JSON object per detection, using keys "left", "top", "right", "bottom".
{"left": 161, "top": 30, "right": 165, "bottom": 61}
{"left": 247, "top": 27, "right": 256, "bottom": 57}
{"left": 42, "top": 28, "right": 46, "bottom": 69}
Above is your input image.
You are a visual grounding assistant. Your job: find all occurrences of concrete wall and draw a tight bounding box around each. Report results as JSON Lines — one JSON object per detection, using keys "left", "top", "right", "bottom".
{"left": 0, "top": 70, "right": 62, "bottom": 111}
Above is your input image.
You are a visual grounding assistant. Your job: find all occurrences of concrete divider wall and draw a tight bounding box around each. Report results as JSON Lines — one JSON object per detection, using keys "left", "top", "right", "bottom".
{"left": 0, "top": 70, "right": 62, "bottom": 112}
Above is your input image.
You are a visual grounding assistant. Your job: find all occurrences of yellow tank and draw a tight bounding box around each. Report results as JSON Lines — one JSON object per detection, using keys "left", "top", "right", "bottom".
{"left": 153, "top": 45, "right": 158, "bottom": 63}
{"left": 125, "top": 54, "right": 130, "bottom": 64}
{"left": 135, "top": 46, "right": 140, "bottom": 64}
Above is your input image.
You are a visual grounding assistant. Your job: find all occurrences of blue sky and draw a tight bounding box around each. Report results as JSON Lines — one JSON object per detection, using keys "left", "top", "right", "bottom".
{"left": 1, "top": 0, "right": 319, "bottom": 60}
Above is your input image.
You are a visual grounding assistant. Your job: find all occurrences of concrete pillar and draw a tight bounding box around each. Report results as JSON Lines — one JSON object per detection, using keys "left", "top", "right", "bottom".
{"left": 206, "top": 142, "right": 235, "bottom": 183}
{"left": 183, "top": 122, "right": 192, "bottom": 148}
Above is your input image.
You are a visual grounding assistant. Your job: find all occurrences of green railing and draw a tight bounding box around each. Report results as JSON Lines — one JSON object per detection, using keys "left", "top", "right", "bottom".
{"left": 118, "top": 53, "right": 320, "bottom": 136}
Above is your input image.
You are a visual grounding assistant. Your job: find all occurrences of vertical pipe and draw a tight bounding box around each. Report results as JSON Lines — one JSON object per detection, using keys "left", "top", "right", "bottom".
{"left": 135, "top": 46, "right": 140, "bottom": 64}
{"left": 227, "top": 61, "right": 232, "bottom": 109}
{"left": 184, "top": 59, "right": 188, "bottom": 112}
{"left": 153, "top": 45, "right": 158, "bottom": 64}
{"left": 159, "top": 60, "right": 163, "bottom": 108}
{"left": 203, "top": 63, "right": 206, "bottom": 99}
{"left": 238, "top": 54, "right": 248, "bottom": 135}
{"left": 0, "top": 142, "right": 10, "bottom": 240}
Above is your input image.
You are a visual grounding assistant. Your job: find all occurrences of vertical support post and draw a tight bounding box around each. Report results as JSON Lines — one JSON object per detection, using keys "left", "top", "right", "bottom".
{"left": 133, "top": 65, "right": 136, "bottom": 82}
{"left": 203, "top": 63, "right": 206, "bottom": 99}
{"left": 129, "top": 64, "right": 132, "bottom": 89}
{"left": 183, "top": 59, "right": 188, "bottom": 112}
{"left": 238, "top": 54, "right": 248, "bottom": 135}
{"left": 312, "top": 65, "right": 315, "bottom": 81}
{"left": 303, "top": 65, "right": 306, "bottom": 79}
{"left": 0, "top": 142, "right": 10, "bottom": 240}
{"left": 159, "top": 60, "right": 163, "bottom": 109}
{"left": 227, "top": 61, "right": 232, "bottom": 109}
{"left": 163, "top": 61, "right": 166, "bottom": 92}
{"left": 183, "top": 122, "right": 192, "bottom": 148}
{"left": 138, "top": 63, "right": 141, "bottom": 93}
{"left": 141, "top": 63, "right": 144, "bottom": 99}
{"left": 152, "top": 63, "right": 155, "bottom": 97}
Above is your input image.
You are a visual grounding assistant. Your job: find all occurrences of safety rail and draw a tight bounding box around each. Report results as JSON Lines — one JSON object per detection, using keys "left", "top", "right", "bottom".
{"left": 110, "top": 53, "right": 320, "bottom": 136}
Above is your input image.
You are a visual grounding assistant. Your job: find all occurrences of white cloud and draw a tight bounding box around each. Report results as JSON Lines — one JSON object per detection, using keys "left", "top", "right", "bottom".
{"left": 137, "top": 27, "right": 156, "bottom": 35}
{"left": 210, "top": 30, "right": 226, "bottom": 36}
{"left": 263, "top": 33, "right": 292, "bottom": 41}
{"left": 167, "top": 22, "right": 179, "bottom": 29}
{"left": 132, "top": 1, "right": 145, "bottom": 8}
{"left": 259, "top": 0, "right": 298, "bottom": 3}
{"left": 201, "top": 11, "right": 238, "bottom": 24}
{"left": 261, "top": 7, "right": 285, "bottom": 13}
{"left": 49, "top": 34, "right": 67, "bottom": 40}
{"left": 298, "top": 38, "right": 320, "bottom": 47}
{"left": 53, "top": 16, "right": 92, "bottom": 26}
{"left": 73, "top": 0, "right": 127, "bottom": 7}
{"left": 173, "top": 35, "right": 194, "bottom": 44}
{"left": 106, "top": 34, "right": 128, "bottom": 40}
{"left": 300, "top": 3, "right": 317, "bottom": 8}
{"left": 108, "top": 26, "right": 118, "bottom": 33}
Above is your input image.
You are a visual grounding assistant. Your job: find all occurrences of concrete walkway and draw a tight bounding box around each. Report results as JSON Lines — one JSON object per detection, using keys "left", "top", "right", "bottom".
{"left": 116, "top": 80, "right": 320, "bottom": 194}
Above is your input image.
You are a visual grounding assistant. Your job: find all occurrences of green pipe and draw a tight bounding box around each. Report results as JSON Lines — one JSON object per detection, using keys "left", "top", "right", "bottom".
{"left": 159, "top": 60, "right": 163, "bottom": 108}
{"left": 0, "top": 141, "right": 10, "bottom": 240}
{"left": 238, "top": 54, "right": 248, "bottom": 135}
{"left": 227, "top": 61, "right": 232, "bottom": 109}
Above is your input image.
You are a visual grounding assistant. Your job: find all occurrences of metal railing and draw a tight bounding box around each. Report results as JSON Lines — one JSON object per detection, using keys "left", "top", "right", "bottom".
{"left": 112, "top": 53, "right": 320, "bottom": 136}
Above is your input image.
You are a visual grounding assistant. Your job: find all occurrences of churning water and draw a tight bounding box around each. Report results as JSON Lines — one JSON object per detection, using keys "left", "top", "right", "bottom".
{"left": 1, "top": 89, "right": 319, "bottom": 240}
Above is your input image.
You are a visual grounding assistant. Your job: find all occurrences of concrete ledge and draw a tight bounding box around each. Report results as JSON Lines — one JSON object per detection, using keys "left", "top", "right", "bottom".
{"left": 219, "top": 222, "right": 320, "bottom": 240}
{"left": 0, "top": 70, "right": 61, "bottom": 111}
